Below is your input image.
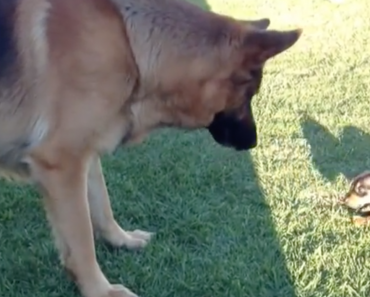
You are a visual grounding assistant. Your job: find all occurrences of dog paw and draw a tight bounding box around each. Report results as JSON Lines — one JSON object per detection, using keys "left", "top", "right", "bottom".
{"left": 123, "top": 229, "right": 154, "bottom": 249}
{"left": 352, "top": 215, "right": 370, "bottom": 226}
{"left": 102, "top": 224, "right": 154, "bottom": 250}
{"left": 127, "top": 229, "right": 153, "bottom": 241}
{"left": 107, "top": 285, "right": 138, "bottom": 297}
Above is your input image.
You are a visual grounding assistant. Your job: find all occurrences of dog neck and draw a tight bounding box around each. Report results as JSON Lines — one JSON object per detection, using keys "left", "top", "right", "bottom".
{"left": 121, "top": 95, "right": 212, "bottom": 145}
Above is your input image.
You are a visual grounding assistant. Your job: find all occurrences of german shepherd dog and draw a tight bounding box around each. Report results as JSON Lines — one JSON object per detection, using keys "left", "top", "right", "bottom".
{"left": 0, "top": 0, "right": 302, "bottom": 296}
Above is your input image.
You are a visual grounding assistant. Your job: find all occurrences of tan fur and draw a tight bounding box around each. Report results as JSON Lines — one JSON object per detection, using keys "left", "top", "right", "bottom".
{"left": 0, "top": 0, "right": 302, "bottom": 296}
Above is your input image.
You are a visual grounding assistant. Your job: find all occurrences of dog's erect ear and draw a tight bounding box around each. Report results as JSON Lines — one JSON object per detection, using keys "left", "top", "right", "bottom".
{"left": 241, "top": 18, "right": 271, "bottom": 30}
{"left": 244, "top": 28, "right": 302, "bottom": 64}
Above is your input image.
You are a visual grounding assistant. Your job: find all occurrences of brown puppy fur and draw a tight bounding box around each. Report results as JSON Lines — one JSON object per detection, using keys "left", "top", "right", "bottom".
{"left": 339, "top": 171, "right": 370, "bottom": 225}
{"left": 0, "top": 0, "right": 302, "bottom": 296}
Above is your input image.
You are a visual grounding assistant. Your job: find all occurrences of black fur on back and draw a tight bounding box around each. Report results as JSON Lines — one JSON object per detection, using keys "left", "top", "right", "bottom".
{"left": 0, "top": 0, "right": 19, "bottom": 79}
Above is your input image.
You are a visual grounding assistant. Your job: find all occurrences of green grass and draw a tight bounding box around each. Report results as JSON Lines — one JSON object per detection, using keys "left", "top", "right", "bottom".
{"left": 1, "top": 0, "right": 370, "bottom": 296}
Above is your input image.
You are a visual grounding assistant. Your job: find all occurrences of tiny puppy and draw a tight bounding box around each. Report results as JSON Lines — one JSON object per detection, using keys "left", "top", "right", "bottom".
{"left": 339, "top": 171, "right": 370, "bottom": 225}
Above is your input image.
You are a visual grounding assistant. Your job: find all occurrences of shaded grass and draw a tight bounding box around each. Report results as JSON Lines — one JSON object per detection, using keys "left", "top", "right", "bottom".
{"left": 1, "top": 0, "right": 370, "bottom": 297}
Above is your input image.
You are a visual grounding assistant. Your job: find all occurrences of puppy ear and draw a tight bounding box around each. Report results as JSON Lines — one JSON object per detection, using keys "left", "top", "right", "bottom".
{"left": 351, "top": 171, "right": 370, "bottom": 188}
{"left": 241, "top": 18, "right": 271, "bottom": 30}
{"left": 244, "top": 28, "right": 302, "bottom": 64}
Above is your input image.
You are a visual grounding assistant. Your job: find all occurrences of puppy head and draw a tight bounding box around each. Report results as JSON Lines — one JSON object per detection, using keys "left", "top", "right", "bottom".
{"left": 204, "top": 18, "right": 302, "bottom": 151}
{"left": 339, "top": 171, "right": 370, "bottom": 213}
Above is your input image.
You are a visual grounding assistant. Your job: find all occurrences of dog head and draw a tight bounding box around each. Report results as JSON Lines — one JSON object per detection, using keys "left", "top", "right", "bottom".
{"left": 339, "top": 171, "right": 370, "bottom": 213}
{"left": 205, "top": 18, "right": 302, "bottom": 151}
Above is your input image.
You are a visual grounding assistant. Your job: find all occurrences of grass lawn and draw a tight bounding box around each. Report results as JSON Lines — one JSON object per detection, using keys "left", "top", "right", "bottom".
{"left": 1, "top": 0, "right": 370, "bottom": 296}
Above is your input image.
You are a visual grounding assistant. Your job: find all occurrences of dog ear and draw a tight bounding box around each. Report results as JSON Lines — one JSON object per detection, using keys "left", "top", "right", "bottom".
{"left": 244, "top": 28, "right": 302, "bottom": 64}
{"left": 351, "top": 171, "right": 370, "bottom": 188}
{"left": 241, "top": 18, "right": 271, "bottom": 30}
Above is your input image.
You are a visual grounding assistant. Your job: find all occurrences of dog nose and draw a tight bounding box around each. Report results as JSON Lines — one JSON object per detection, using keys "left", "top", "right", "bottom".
{"left": 337, "top": 196, "right": 347, "bottom": 205}
{"left": 249, "top": 139, "right": 257, "bottom": 148}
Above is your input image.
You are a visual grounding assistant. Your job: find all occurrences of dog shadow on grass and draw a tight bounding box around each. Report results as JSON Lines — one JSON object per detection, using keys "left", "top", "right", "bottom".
{"left": 301, "top": 115, "right": 370, "bottom": 182}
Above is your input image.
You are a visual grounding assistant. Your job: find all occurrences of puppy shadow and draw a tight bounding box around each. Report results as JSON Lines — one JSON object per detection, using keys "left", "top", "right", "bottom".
{"left": 301, "top": 116, "right": 370, "bottom": 182}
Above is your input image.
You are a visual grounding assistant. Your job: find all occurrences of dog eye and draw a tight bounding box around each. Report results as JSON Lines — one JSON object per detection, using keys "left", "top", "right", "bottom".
{"left": 357, "top": 186, "right": 367, "bottom": 196}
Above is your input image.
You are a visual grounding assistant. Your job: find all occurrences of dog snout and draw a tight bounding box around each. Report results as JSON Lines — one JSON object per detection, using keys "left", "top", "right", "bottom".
{"left": 337, "top": 192, "right": 350, "bottom": 205}
{"left": 337, "top": 196, "right": 347, "bottom": 205}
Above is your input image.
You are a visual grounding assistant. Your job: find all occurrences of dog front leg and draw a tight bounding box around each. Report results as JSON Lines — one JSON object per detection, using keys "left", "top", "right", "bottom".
{"left": 30, "top": 150, "right": 138, "bottom": 297}
{"left": 87, "top": 155, "right": 153, "bottom": 249}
